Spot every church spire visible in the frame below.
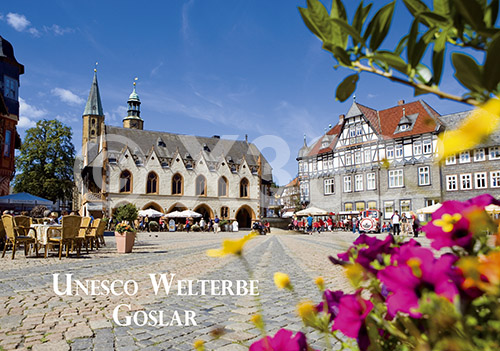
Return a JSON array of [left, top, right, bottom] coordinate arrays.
[[123, 77, 144, 130], [83, 67, 104, 116]]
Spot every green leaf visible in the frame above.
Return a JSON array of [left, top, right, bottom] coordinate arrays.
[[299, 7, 324, 40], [432, 30, 447, 85], [483, 32, 500, 91], [336, 74, 359, 102], [365, 1, 396, 51], [484, 0, 499, 28], [353, 1, 373, 34], [373, 51, 409, 75], [452, 53, 484, 93], [402, 0, 433, 26], [331, 19, 366, 47], [298, 0, 332, 41], [329, 0, 348, 48], [434, 0, 451, 16], [395, 35, 409, 56], [330, 0, 347, 20], [452, 0, 486, 30], [419, 12, 451, 26], [331, 46, 352, 66]]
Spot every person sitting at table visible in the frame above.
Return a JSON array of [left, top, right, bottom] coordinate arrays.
[[48, 212, 58, 224], [58, 211, 69, 224]]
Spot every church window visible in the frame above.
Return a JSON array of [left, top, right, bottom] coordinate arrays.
[[240, 178, 249, 198], [146, 172, 158, 194], [218, 176, 228, 197], [119, 170, 132, 193], [196, 175, 207, 196], [172, 174, 183, 195]]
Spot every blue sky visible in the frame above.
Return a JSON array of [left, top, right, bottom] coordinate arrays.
[[2, 0, 475, 185]]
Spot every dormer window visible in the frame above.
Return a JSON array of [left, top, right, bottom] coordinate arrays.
[[158, 139, 166, 147], [321, 141, 329, 148], [4, 76, 18, 100], [399, 124, 409, 131]]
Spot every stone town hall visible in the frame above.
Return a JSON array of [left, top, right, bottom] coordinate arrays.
[[75, 71, 272, 227]]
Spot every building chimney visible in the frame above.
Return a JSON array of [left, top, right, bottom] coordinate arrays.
[[338, 114, 345, 124], [398, 100, 405, 105]]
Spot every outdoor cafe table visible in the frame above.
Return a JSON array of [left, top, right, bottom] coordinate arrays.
[[30, 223, 61, 245]]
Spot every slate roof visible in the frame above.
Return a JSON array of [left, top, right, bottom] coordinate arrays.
[[438, 110, 500, 147], [83, 72, 104, 116], [0, 36, 24, 74], [100, 126, 272, 181]]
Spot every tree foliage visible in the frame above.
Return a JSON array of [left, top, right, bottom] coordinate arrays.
[[299, 0, 500, 106], [114, 203, 139, 225], [13, 119, 76, 203]]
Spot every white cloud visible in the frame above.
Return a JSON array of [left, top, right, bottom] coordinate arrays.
[[5, 12, 40, 37], [105, 106, 128, 123], [18, 97, 46, 128], [6, 13, 30, 31], [18, 116, 36, 128], [181, 0, 195, 41], [43, 24, 73, 36], [51, 88, 85, 105]]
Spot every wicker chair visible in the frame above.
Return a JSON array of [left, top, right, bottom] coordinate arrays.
[[1, 214, 38, 259], [47, 215, 81, 259], [95, 219, 106, 247], [86, 219, 102, 250], [77, 217, 92, 254]]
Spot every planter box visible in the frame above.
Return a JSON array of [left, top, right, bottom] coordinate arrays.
[[114, 231, 135, 253]]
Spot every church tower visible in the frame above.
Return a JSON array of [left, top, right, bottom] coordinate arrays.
[[82, 69, 105, 148], [123, 79, 143, 130]]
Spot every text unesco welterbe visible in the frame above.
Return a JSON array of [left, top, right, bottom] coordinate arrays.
[[52, 273, 259, 326]]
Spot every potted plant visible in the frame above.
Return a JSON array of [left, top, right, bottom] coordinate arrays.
[[113, 204, 139, 253], [114, 223, 136, 253]]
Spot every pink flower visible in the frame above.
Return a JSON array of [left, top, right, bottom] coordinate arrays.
[[423, 194, 500, 250], [249, 329, 310, 351], [316, 290, 345, 321], [334, 234, 394, 273], [333, 294, 373, 349], [378, 245, 458, 318]]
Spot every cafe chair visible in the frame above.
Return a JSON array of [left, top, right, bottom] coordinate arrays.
[[86, 219, 102, 250], [76, 217, 92, 254], [1, 214, 38, 259], [47, 215, 81, 259]]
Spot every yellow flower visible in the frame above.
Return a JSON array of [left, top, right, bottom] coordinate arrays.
[[274, 272, 291, 290], [437, 97, 500, 160], [433, 213, 462, 232], [297, 300, 317, 326], [193, 339, 205, 351], [315, 276, 325, 290], [250, 314, 264, 329], [206, 233, 256, 257], [407, 258, 422, 278], [345, 263, 364, 287]]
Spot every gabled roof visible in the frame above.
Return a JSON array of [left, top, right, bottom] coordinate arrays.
[[378, 100, 440, 138], [307, 123, 342, 157], [83, 71, 104, 116]]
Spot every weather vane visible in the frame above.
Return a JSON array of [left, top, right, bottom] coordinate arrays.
[[94, 62, 98, 72], [134, 77, 138, 87]]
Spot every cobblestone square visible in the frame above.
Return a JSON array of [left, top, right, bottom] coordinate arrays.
[[0, 230, 420, 350]]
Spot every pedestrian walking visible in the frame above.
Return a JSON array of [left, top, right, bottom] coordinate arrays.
[[213, 215, 220, 233], [391, 210, 401, 236]]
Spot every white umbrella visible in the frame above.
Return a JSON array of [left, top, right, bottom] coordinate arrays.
[[295, 206, 328, 216], [139, 208, 164, 217], [416, 203, 442, 214], [165, 211, 183, 218], [485, 204, 500, 214], [178, 210, 202, 218], [282, 211, 295, 218]]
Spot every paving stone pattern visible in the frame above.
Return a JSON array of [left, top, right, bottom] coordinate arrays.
[[0, 230, 421, 350]]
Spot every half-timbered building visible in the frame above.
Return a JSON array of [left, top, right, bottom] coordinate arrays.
[[298, 99, 444, 219]]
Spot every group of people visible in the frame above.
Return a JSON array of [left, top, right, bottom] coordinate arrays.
[[290, 210, 421, 237], [131, 214, 239, 233]]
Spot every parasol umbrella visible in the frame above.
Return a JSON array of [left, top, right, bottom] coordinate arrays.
[[165, 211, 183, 218], [295, 206, 328, 216], [178, 210, 202, 218], [138, 208, 164, 217]]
